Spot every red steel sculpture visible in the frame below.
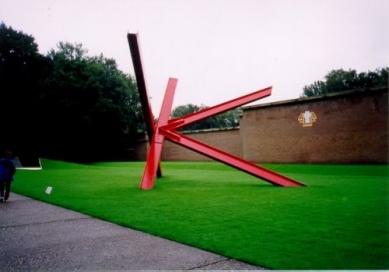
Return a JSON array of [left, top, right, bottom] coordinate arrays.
[[127, 33, 305, 190]]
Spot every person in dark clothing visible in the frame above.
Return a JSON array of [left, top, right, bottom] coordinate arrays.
[[0, 151, 16, 203]]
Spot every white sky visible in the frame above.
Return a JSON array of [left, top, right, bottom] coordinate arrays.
[[1, 0, 388, 114]]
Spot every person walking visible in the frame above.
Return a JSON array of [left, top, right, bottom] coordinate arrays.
[[0, 151, 16, 203]]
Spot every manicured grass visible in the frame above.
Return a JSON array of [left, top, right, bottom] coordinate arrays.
[[12, 159, 389, 270]]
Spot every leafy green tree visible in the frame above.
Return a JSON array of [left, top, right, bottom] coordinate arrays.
[[171, 104, 242, 131], [0, 22, 51, 157], [171, 104, 203, 119], [357, 68, 388, 88], [43, 42, 142, 161], [301, 68, 388, 97], [0, 23, 143, 162]]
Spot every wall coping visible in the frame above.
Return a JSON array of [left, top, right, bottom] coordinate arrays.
[[180, 126, 240, 134], [243, 87, 388, 110], [136, 126, 240, 141]]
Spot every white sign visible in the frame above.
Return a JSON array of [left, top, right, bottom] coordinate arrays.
[[45, 186, 53, 195]]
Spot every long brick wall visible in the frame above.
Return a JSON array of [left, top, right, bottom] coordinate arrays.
[[133, 88, 388, 164]]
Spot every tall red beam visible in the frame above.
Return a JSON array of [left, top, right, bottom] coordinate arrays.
[[140, 78, 178, 189], [127, 33, 162, 177]]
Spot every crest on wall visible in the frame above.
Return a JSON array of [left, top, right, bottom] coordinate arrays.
[[298, 111, 317, 127]]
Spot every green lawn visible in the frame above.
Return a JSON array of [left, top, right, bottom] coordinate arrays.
[[12, 159, 389, 270]]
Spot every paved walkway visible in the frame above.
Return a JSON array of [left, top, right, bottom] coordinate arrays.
[[0, 194, 267, 270]]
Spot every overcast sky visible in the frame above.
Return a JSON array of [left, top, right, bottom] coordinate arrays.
[[1, 0, 388, 114]]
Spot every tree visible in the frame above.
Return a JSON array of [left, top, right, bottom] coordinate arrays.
[[171, 104, 242, 131], [301, 68, 388, 98], [43, 42, 142, 161], [0, 23, 143, 162], [0, 22, 52, 157]]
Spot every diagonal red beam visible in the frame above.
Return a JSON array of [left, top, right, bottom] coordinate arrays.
[[159, 128, 305, 187], [165, 87, 272, 130], [127, 33, 163, 177], [140, 78, 178, 189]]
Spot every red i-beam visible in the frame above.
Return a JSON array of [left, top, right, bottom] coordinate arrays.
[[127, 33, 305, 190], [127, 33, 162, 178]]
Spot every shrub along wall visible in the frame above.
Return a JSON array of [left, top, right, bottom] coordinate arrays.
[[133, 88, 388, 164]]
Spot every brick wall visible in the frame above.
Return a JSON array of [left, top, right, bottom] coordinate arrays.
[[133, 88, 388, 164], [132, 138, 148, 161], [241, 88, 388, 163]]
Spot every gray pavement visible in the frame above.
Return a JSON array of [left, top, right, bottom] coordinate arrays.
[[0, 194, 267, 270]]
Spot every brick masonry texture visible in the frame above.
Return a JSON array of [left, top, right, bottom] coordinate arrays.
[[134, 88, 388, 164], [161, 128, 242, 161]]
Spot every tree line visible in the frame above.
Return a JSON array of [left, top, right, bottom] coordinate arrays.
[[171, 104, 242, 131], [301, 68, 388, 97], [0, 23, 143, 162]]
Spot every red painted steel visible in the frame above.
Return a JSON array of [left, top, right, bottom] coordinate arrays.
[[140, 78, 178, 189], [127, 33, 162, 177], [128, 33, 305, 189], [140, 80, 305, 189]]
